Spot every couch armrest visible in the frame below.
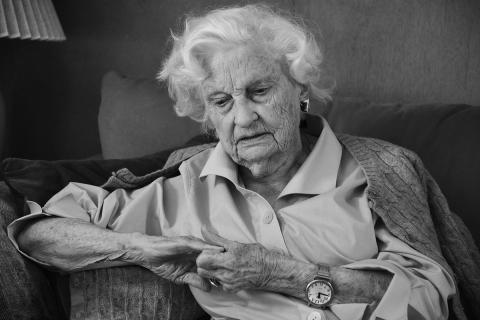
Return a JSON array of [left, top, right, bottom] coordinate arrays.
[[0, 181, 62, 319], [0, 182, 209, 320]]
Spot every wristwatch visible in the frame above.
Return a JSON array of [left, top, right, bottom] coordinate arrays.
[[305, 263, 334, 308]]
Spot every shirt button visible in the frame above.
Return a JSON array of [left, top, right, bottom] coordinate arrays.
[[262, 211, 274, 224], [74, 278, 80, 286], [75, 312, 82, 318], [307, 311, 322, 320]]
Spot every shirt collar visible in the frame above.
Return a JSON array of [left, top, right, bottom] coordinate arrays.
[[278, 116, 342, 197], [199, 141, 241, 185], [199, 114, 342, 196]]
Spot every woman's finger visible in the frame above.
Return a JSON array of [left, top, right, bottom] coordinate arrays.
[[197, 267, 217, 278], [180, 271, 212, 292], [196, 249, 227, 269], [174, 237, 224, 253], [197, 267, 228, 283], [201, 225, 232, 249]]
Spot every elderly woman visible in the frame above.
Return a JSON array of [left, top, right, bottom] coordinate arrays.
[[10, 4, 455, 320]]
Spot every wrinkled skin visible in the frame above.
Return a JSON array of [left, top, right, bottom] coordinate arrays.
[[197, 227, 392, 305], [197, 225, 285, 293], [202, 43, 308, 179], [126, 233, 224, 292]]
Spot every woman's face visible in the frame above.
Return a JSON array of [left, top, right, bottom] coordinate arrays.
[[201, 44, 305, 177]]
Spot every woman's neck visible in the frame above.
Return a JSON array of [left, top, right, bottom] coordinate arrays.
[[240, 134, 312, 206]]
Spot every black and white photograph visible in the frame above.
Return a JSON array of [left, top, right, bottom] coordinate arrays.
[[0, 1, 479, 319]]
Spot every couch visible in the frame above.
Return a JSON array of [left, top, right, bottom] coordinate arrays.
[[1, 70, 479, 319]]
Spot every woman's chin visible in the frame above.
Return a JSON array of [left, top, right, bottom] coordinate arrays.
[[236, 144, 274, 163], [235, 148, 282, 176]]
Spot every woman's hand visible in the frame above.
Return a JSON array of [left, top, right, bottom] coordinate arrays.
[[125, 233, 224, 292], [196, 226, 392, 304], [196, 225, 292, 293]]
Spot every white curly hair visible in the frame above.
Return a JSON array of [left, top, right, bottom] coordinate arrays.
[[158, 4, 331, 129]]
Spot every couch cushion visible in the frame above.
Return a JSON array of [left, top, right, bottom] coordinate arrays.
[[314, 97, 480, 248], [98, 71, 202, 159], [0, 148, 180, 207]]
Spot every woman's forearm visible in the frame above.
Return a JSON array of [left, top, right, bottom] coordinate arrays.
[[264, 255, 392, 305], [17, 217, 133, 271], [17, 217, 223, 291], [329, 266, 392, 304]]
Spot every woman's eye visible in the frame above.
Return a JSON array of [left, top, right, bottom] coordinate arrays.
[[213, 98, 230, 108], [252, 87, 270, 96]]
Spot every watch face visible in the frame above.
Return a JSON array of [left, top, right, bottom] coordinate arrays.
[[306, 280, 333, 306]]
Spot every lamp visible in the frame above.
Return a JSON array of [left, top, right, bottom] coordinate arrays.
[[0, 0, 66, 41], [0, 0, 65, 159]]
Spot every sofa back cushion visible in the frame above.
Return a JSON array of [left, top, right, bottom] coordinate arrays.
[[0, 147, 181, 206], [312, 98, 480, 247], [98, 71, 202, 159]]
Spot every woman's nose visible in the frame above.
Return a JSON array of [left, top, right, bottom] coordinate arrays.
[[233, 100, 258, 127]]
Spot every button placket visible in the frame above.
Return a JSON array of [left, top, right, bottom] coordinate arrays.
[[256, 202, 288, 254], [237, 186, 289, 254]]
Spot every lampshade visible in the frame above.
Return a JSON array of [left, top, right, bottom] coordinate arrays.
[[0, 0, 65, 41]]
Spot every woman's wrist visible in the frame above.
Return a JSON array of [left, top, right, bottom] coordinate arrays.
[[120, 232, 157, 266], [262, 252, 318, 301]]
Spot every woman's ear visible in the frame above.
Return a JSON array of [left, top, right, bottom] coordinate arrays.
[[299, 84, 310, 112], [299, 83, 309, 100]]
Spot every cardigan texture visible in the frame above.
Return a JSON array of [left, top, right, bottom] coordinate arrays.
[[102, 135, 480, 320]]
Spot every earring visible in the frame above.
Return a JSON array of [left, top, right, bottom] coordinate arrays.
[[300, 98, 309, 112]]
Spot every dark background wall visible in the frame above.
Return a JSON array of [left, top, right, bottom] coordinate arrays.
[[0, 0, 479, 161], [0, 0, 293, 161], [296, 0, 480, 104]]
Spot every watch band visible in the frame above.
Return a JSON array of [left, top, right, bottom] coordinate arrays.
[[314, 263, 331, 281]]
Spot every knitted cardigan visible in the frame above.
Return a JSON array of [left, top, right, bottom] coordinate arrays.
[[102, 135, 480, 320]]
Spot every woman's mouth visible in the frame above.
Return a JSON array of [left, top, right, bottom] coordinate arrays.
[[238, 133, 268, 143]]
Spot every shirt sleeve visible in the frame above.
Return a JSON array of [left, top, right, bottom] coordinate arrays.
[[7, 175, 188, 271], [7, 182, 112, 269], [338, 216, 456, 320]]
